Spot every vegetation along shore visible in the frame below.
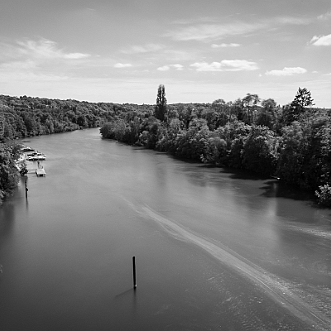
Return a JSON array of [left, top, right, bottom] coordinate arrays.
[[1, 86, 331, 206]]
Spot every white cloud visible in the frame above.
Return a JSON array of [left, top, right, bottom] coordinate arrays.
[[222, 60, 258, 71], [114, 63, 132, 68], [310, 34, 331, 46], [166, 16, 311, 42], [16, 39, 91, 60], [191, 60, 258, 72], [121, 44, 164, 54], [211, 43, 240, 48], [64, 53, 90, 59], [0, 39, 91, 86], [265, 67, 307, 76], [157, 64, 183, 71], [317, 11, 331, 21], [275, 16, 312, 25], [167, 22, 263, 42], [172, 64, 184, 70], [157, 65, 170, 71]]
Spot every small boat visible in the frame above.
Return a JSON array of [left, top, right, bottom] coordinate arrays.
[[21, 146, 34, 152], [27, 152, 46, 161], [36, 166, 46, 177]]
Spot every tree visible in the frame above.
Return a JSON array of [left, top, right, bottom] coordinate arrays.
[[0, 106, 4, 139], [276, 122, 308, 186], [242, 93, 260, 124], [154, 85, 167, 122], [293, 87, 314, 109], [256, 98, 277, 128], [0, 143, 20, 202], [283, 88, 314, 125], [242, 126, 278, 175]]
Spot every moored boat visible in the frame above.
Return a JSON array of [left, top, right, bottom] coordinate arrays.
[[26, 152, 46, 161]]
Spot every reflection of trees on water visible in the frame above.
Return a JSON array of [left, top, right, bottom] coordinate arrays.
[[0, 202, 15, 268], [0, 203, 15, 234], [0, 178, 27, 255]]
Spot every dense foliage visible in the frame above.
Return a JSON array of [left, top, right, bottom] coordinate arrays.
[[0, 143, 21, 202], [0, 94, 151, 139], [1, 87, 331, 206]]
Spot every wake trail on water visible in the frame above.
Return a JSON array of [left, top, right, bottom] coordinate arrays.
[[122, 197, 330, 331]]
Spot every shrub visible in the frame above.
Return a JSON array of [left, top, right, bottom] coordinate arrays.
[[315, 184, 331, 207]]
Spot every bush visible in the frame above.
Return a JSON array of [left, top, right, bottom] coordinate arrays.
[[315, 184, 331, 207]]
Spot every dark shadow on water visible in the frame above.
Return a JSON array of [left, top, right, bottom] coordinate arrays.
[[0, 204, 15, 236], [111, 141, 329, 211], [259, 179, 317, 202], [221, 168, 271, 181], [153, 151, 203, 164]]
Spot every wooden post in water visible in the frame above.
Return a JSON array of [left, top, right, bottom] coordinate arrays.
[[25, 177, 28, 199], [132, 256, 137, 289]]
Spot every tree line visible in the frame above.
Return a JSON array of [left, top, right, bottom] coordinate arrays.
[[100, 85, 331, 206], [1, 88, 331, 206]]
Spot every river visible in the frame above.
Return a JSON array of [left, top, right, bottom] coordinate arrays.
[[0, 128, 330, 331]]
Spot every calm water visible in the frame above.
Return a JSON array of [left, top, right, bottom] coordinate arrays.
[[0, 128, 330, 331]]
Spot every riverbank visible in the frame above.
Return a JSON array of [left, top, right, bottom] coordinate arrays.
[[0, 142, 21, 203]]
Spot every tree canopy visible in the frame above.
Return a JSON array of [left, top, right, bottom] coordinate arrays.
[[154, 85, 167, 122]]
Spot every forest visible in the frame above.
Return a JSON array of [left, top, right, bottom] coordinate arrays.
[[1, 87, 331, 206]]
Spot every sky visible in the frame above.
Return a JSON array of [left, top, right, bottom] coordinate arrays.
[[1, 0, 331, 107]]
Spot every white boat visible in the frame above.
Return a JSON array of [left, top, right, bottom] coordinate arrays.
[[21, 146, 34, 152], [36, 166, 46, 177], [27, 152, 46, 161]]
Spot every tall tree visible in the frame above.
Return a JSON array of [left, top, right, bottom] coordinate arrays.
[[0, 106, 4, 139], [293, 87, 314, 109], [242, 93, 260, 124], [154, 84, 167, 122], [283, 87, 314, 125]]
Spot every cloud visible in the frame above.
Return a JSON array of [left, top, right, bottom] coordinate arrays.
[[191, 60, 258, 72], [265, 67, 307, 76], [275, 16, 312, 25], [166, 16, 311, 42], [157, 65, 170, 71], [121, 44, 164, 54], [211, 43, 240, 48], [167, 22, 263, 42], [64, 53, 90, 59], [157, 64, 184, 71], [172, 64, 184, 70], [114, 63, 132, 68], [310, 34, 331, 46], [0, 38, 91, 86], [16, 38, 91, 60], [172, 17, 219, 25], [317, 11, 331, 21], [0, 59, 68, 82]]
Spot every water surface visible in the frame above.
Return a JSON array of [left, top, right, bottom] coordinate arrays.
[[0, 128, 330, 330]]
